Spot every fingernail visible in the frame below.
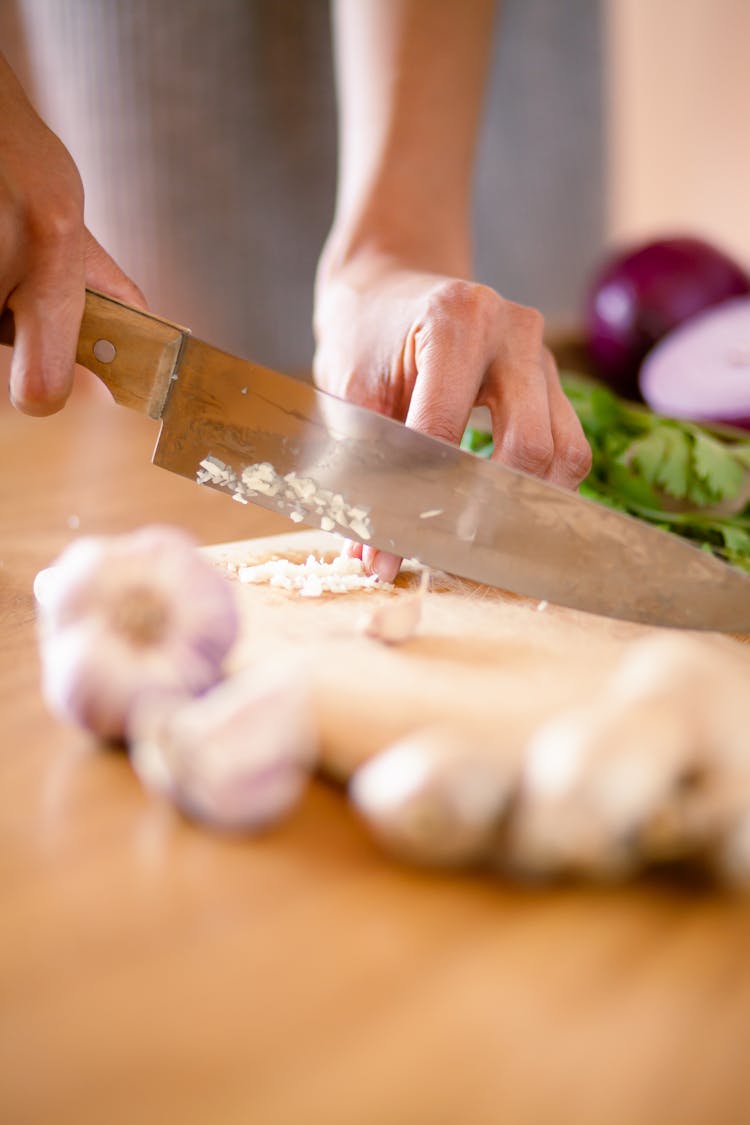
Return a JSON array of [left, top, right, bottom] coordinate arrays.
[[371, 551, 401, 584]]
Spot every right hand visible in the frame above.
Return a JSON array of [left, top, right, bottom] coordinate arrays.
[[0, 53, 146, 415]]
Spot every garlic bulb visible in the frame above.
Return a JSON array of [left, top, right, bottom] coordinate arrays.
[[508, 696, 700, 880], [35, 525, 239, 742], [129, 662, 318, 832], [349, 726, 512, 867], [508, 633, 750, 883]]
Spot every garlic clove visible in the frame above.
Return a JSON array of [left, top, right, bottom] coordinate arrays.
[[359, 568, 429, 645], [608, 633, 750, 771], [32, 565, 66, 610], [129, 662, 318, 832], [35, 525, 240, 742], [349, 726, 512, 868]]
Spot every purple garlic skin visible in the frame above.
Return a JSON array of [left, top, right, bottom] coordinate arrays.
[[35, 525, 239, 741], [130, 662, 318, 832]]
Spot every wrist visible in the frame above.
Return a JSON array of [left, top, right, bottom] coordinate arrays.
[[318, 192, 473, 290]]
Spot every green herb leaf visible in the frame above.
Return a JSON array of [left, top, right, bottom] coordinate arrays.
[[461, 371, 750, 575], [719, 523, 750, 555], [460, 427, 493, 457], [654, 427, 692, 499], [608, 459, 664, 509], [691, 431, 745, 502], [628, 429, 670, 486]]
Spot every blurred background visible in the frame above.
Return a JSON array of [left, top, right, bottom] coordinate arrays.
[[0, 0, 747, 373]]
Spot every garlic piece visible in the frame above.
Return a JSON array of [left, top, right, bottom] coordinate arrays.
[[349, 726, 512, 867], [360, 569, 429, 645], [130, 662, 317, 832], [33, 565, 65, 609], [608, 633, 750, 768], [508, 696, 699, 880], [237, 553, 387, 596], [508, 633, 750, 883], [35, 525, 239, 742]]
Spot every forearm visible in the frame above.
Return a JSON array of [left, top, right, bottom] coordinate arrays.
[[324, 0, 497, 279]]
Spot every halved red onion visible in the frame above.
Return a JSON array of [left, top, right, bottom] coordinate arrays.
[[584, 237, 750, 400], [639, 296, 750, 429]]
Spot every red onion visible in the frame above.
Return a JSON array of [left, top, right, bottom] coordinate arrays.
[[639, 296, 750, 429], [584, 236, 750, 399]]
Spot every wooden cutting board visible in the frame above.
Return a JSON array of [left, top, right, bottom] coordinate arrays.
[[205, 530, 750, 783]]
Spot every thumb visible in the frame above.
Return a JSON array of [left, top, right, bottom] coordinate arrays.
[[84, 229, 148, 310]]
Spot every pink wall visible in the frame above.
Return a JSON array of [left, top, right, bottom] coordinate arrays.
[[605, 0, 750, 266]]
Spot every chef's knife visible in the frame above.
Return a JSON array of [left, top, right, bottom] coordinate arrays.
[[3, 289, 750, 631]]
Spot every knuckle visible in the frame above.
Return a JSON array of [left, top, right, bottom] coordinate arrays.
[[500, 426, 555, 475], [427, 279, 500, 337], [559, 435, 593, 483], [45, 200, 82, 244], [510, 303, 545, 346], [26, 192, 83, 250], [409, 408, 459, 445]]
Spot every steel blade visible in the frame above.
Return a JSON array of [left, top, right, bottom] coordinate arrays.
[[152, 337, 750, 631]]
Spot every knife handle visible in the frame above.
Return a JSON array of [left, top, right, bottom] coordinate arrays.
[[0, 288, 188, 419]]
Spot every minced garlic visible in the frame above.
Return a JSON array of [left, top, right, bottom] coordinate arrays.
[[197, 456, 374, 540], [236, 553, 391, 598]]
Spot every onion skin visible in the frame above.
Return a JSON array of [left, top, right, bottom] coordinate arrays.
[[584, 236, 750, 400]]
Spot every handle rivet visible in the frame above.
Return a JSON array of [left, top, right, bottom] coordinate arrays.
[[93, 338, 116, 363]]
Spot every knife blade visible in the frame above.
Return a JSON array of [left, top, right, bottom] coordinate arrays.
[[5, 289, 750, 631]]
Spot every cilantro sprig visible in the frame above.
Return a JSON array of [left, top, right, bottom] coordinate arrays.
[[460, 372, 750, 573]]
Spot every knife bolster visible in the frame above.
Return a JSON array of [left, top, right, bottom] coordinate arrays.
[[77, 290, 188, 419]]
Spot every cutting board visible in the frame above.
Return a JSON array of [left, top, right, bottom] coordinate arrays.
[[205, 530, 750, 783]]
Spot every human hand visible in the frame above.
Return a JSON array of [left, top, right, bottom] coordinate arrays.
[[313, 253, 593, 582], [0, 54, 145, 415]]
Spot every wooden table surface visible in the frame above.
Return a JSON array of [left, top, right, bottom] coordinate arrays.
[[2, 358, 750, 1125]]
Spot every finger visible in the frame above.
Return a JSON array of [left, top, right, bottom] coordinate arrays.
[[486, 368, 555, 479], [362, 545, 401, 584], [345, 538, 400, 585], [390, 284, 503, 581], [540, 349, 592, 490], [84, 230, 148, 309], [476, 302, 560, 478], [404, 281, 495, 445], [341, 539, 363, 560], [8, 274, 84, 415]]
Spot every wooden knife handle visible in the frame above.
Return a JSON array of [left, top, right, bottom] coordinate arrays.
[[0, 288, 189, 419]]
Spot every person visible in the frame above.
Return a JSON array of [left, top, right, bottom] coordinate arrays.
[[0, 0, 591, 581]]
